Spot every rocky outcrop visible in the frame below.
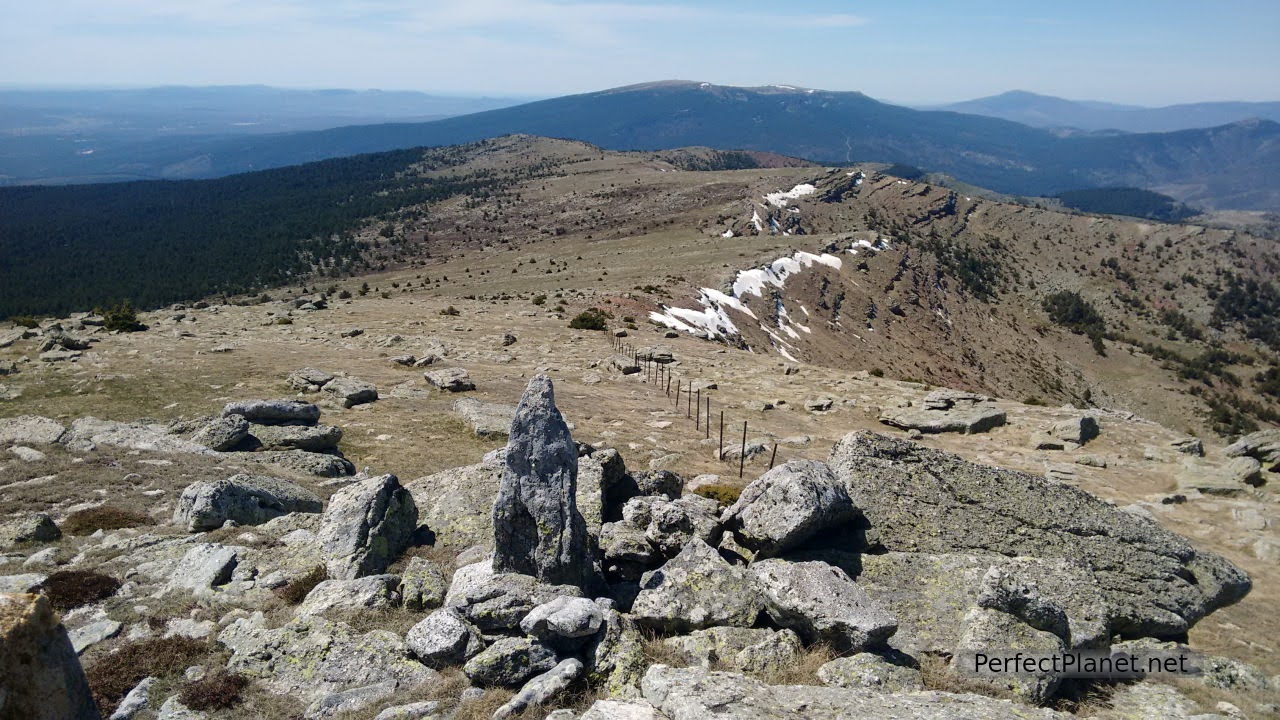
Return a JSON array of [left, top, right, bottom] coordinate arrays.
[[189, 415, 250, 451], [454, 398, 517, 438], [492, 375, 594, 587], [287, 368, 335, 393], [750, 559, 897, 652], [174, 474, 322, 531], [829, 431, 1250, 638], [630, 539, 761, 632], [323, 376, 378, 408], [249, 423, 343, 452], [0, 513, 61, 549], [0, 593, 100, 720], [664, 626, 803, 674], [879, 390, 1006, 434], [408, 456, 502, 549], [222, 399, 321, 425], [1225, 428, 1280, 472], [405, 608, 483, 668], [0, 415, 67, 445], [423, 367, 475, 392], [297, 575, 401, 616], [219, 613, 434, 703], [463, 636, 558, 688], [640, 665, 1069, 719], [319, 475, 418, 579], [258, 450, 356, 478], [67, 417, 214, 455], [722, 460, 855, 557]]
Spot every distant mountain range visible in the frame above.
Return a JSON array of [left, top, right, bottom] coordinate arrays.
[[932, 90, 1280, 134], [0, 85, 526, 183], [3, 82, 1278, 211]]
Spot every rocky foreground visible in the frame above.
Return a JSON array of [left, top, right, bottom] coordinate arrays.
[[0, 375, 1276, 719]]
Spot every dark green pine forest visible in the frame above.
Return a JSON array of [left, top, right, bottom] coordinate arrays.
[[0, 147, 502, 319]]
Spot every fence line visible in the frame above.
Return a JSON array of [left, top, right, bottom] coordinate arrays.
[[610, 334, 780, 479]]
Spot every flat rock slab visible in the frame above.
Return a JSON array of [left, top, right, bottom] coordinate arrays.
[[250, 423, 343, 452], [879, 406, 1006, 434], [829, 431, 1250, 638], [223, 399, 321, 425], [0, 415, 67, 445], [454, 398, 516, 438], [424, 367, 475, 392], [67, 417, 214, 455]]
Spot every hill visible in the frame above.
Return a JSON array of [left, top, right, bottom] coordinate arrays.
[[936, 90, 1280, 133]]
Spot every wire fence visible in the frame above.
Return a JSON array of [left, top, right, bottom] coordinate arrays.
[[609, 335, 780, 479]]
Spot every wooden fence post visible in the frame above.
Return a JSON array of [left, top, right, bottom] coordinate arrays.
[[769, 443, 778, 470], [739, 421, 748, 479]]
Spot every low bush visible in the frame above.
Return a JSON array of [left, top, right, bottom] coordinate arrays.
[[568, 308, 610, 331], [61, 506, 150, 535], [85, 636, 211, 716], [100, 301, 146, 333], [179, 669, 249, 711], [692, 483, 743, 507], [275, 565, 327, 605], [36, 570, 122, 612]]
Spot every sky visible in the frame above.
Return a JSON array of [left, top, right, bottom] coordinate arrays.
[[1, 0, 1277, 105]]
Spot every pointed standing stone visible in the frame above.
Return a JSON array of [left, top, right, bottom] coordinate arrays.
[[492, 375, 592, 587]]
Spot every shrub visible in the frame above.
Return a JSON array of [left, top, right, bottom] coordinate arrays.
[[440, 305, 461, 316], [9, 315, 39, 328], [531, 294, 547, 306], [337, 289, 352, 299], [869, 368, 885, 378], [179, 669, 249, 711], [36, 570, 122, 612], [101, 301, 146, 333], [568, 308, 610, 331], [692, 483, 743, 507], [61, 506, 150, 535], [85, 637, 210, 716], [275, 565, 327, 605], [275, 317, 293, 325], [1042, 290, 1107, 355]]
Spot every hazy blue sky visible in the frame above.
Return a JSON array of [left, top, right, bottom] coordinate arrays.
[[2, 0, 1276, 105]]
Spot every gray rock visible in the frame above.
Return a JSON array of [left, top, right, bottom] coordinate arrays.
[[323, 376, 378, 408], [306, 681, 399, 718], [751, 559, 896, 652], [399, 556, 448, 611], [0, 573, 47, 593], [250, 423, 343, 452], [257, 450, 356, 478], [620, 495, 720, 560], [599, 521, 657, 580], [219, 614, 434, 703], [167, 544, 244, 596], [223, 398, 321, 425], [1172, 437, 1205, 457], [156, 696, 206, 720], [9, 446, 46, 462], [67, 417, 214, 455], [584, 609, 647, 700], [372, 701, 442, 720], [879, 392, 1006, 434], [492, 375, 594, 587], [631, 470, 683, 499], [1224, 428, 1280, 471], [288, 368, 336, 393], [463, 636, 558, 688], [444, 558, 494, 607], [0, 512, 61, 548], [578, 447, 628, 538], [612, 356, 640, 374], [817, 653, 923, 691], [297, 575, 401, 616], [631, 539, 761, 632], [723, 460, 855, 558], [109, 676, 156, 719], [977, 566, 1069, 639], [408, 458, 502, 549], [69, 618, 122, 654], [640, 664, 1070, 719], [858, 553, 1110, 656], [520, 596, 605, 643], [828, 430, 1250, 638], [951, 606, 1066, 704], [190, 415, 250, 451], [455, 572, 584, 631], [39, 349, 81, 362], [1038, 416, 1100, 448], [319, 474, 418, 580], [453, 398, 517, 438], [494, 658, 584, 719], [406, 607, 483, 668], [175, 474, 323, 531], [0, 593, 100, 720], [0, 415, 67, 445], [580, 701, 662, 720], [664, 626, 803, 674], [424, 367, 475, 392]]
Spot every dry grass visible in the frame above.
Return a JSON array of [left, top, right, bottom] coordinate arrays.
[[690, 483, 744, 507], [61, 505, 151, 535], [274, 565, 327, 605], [449, 689, 517, 720], [338, 607, 426, 637], [179, 669, 250, 711], [918, 653, 1010, 700], [35, 569, 121, 612], [85, 636, 214, 717], [1167, 677, 1280, 717], [751, 642, 836, 686]]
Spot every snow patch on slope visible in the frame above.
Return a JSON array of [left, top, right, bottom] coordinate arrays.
[[763, 183, 817, 208]]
